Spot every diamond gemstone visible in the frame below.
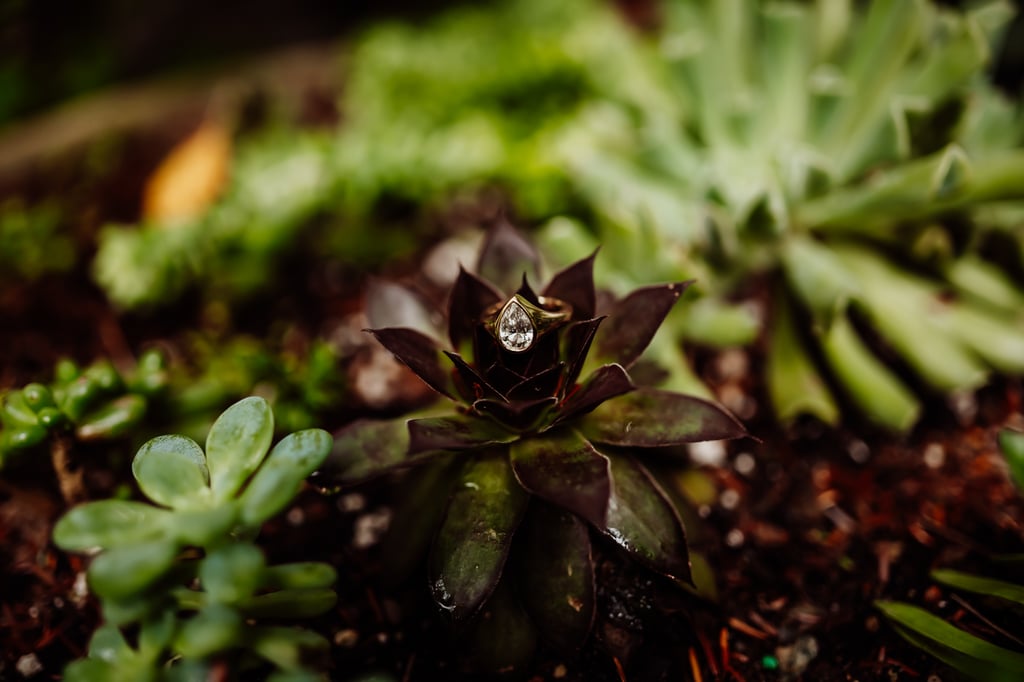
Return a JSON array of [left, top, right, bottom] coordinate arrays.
[[498, 300, 534, 352]]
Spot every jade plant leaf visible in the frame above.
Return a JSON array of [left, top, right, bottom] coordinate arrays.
[[517, 502, 595, 650], [601, 454, 692, 583], [510, 429, 611, 528], [174, 604, 243, 659], [54, 500, 172, 551], [239, 428, 333, 526], [324, 418, 411, 482], [429, 453, 529, 621], [132, 435, 210, 509], [199, 544, 265, 605], [87, 540, 180, 601], [205, 396, 275, 501], [592, 282, 692, 369], [368, 328, 457, 399], [579, 388, 747, 447]]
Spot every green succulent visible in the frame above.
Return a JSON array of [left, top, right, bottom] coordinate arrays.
[[0, 199, 75, 281], [53, 397, 336, 680], [0, 350, 168, 466], [324, 223, 746, 670]]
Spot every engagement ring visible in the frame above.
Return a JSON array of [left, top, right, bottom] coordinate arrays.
[[484, 294, 572, 353]]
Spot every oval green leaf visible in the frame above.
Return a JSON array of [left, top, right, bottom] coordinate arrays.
[[76, 395, 147, 441], [262, 562, 337, 590], [239, 428, 333, 527], [173, 603, 243, 659], [205, 397, 274, 501], [88, 540, 179, 601], [199, 544, 266, 605], [54, 500, 171, 551], [132, 435, 210, 509]]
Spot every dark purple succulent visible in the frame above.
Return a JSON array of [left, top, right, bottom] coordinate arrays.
[[326, 221, 747, 664]]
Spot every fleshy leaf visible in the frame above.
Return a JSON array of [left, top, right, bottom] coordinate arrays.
[[132, 435, 210, 509], [54, 500, 172, 551], [510, 429, 611, 528], [473, 396, 557, 432], [368, 327, 456, 399], [506, 363, 565, 401], [239, 428, 333, 526], [999, 429, 1024, 492], [448, 267, 503, 353], [76, 395, 147, 441], [477, 217, 541, 296], [200, 544, 266, 605], [174, 604, 243, 659], [562, 317, 605, 390], [466, 575, 537, 672], [249, 626, 329, 671], [262, 563, 337, 591], [578, 388, 746, 447], [601, 453, 692, 583], [517, 502, 595, 650], [592, 282, 692, 369], [557, 363, 635, 424], [240, 588, 338, 619], [429, 453, 528, 621], [444, 351, 505, 403], [322, 419, 411, 483], [88, 539, 179, 600], [407, 414, 517, 455], [205, 397, 275, 502], [543, 251, 598, 319]]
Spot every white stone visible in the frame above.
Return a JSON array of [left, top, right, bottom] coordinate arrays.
[[498, 300, 534, 352]]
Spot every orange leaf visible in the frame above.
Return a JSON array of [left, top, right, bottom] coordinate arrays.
[[143, 122, 231, 223]]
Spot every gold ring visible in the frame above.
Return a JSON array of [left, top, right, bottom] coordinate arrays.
[[484, 294, 573, 353]]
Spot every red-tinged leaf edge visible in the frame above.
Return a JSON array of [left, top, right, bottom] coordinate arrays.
[[594, 281, 693, 369], [556, 363, 635, 425], [368, 327, 456, 400]]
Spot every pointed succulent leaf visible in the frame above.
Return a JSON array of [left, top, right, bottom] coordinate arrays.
[[601, 453, 692, 583], [365, 278, 442, 341], [199, 544, 266, 605], [132, 435, 210, 509], [543, 251, 598, 319], [408, 414, 517, 455], [517, 502, 595, 651], [557, 363, 635, 424], [205, 397, 275, 502], [510, 429, 611, 528], [239, 428, 333, 526], [592, 282, 692, 369], [562, 317, 605, 389], [444, 351, 505, 403], [368, 327, 456, 399], [579, 388, 746, 447], [88, 539, 180, 600], [322, 418, 411, 483], [473, 396, 557, 432], [76, 394, 147, 441], [174, 603, 243, 659], [477, 217, 541, 296], [429, 453, 528, 621], [448, 267, 503, 352], [932, 569, 1024, 608], [54, 500, 172, 551], [768, 294, 841, 426]]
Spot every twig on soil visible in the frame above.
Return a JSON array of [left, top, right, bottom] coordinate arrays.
[[949, 593, 1024, 648], [50, 435, 85, 506]]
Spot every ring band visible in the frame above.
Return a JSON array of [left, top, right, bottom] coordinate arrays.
[[484, 294, 572, 353]]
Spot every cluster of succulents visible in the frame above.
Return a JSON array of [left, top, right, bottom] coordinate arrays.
[[0, 350, 168, 466], [325, 223, 746, 668], [53, 397, 336, 680]]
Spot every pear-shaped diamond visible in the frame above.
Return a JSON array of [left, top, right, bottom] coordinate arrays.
[[498, 299, 534, 352]]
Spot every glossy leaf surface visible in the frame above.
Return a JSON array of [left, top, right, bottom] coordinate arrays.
[[54, 500, 171, 551], [88, 540, 179, 600], [132, 435, 210, 509], [543, 251, 598, 319], [239, 428, 333, 525], [408, 414, 517, 454], [205, 397, 274, 501], [429, 454, 528, 621], [557, 363, 634, 423], [592, 282, 691, 369], [368, 327, 456, 399]]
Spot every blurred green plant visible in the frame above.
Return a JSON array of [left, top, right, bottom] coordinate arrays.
[[876, 428, 1024, 680], [0, 199, 75, 281], [53, 397, 336, 680], [0, 350, 168, 468], [324, 223, 746, 670]]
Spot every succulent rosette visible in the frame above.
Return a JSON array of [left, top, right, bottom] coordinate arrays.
[[326, 222, 747, 663]]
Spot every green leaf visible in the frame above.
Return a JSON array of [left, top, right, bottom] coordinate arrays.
[[767, 294, 840, 426], [821, 311, 920, 431], [517, 502, 595, 650], [249, 626, 329, 671], [171, 505, 238, 547], [509, 430, 610, 528], [877, 600, 1024, 680], [322, 418, 412, 483], [132, 435, 210, 509], [407, 414, 517, 455], [64, 659, 120, 682], [88, 540, 179, 601], [782, 236, 859, 326], [76, 395, 147, 441], [174, 604, 243, 659], [601, 453, 692, 584], [240, 588, 338, 619], [999, 430, 1024, 493], [88, 623, 132, 663], [205, 397, 275, 501], [54, 500, 171, 551], [932, 569, 1024, 608], [578, 388, 747, 447], [239, 428, 333, 526], [429, 453, 528, 621], [262, 562, 337, 591], [200, 544, 266, 605]]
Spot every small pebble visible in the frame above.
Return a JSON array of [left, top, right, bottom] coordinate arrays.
[[286, 507, 305, 526], [353, 508, 392, 549], [848, 439, 870, 464], [923, 443, 945, 469], [338, 492, 367, 513], [726, 529, 745, 548], [948, 389, 978, 424], [720, 489, 740, 511], [698, 504, 712, 519], [334, 629, 359, 647], [16, 654, 42, 677], [734, 452, 756, 476], [553, 663, 568, 679]]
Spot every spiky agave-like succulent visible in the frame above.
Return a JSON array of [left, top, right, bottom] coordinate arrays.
[[325, 222, 746, 664]]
